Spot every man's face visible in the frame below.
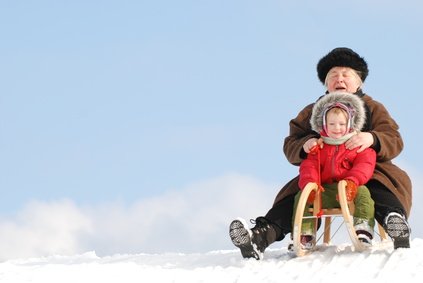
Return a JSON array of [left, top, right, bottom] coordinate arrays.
[[326, 67, 362, 93]]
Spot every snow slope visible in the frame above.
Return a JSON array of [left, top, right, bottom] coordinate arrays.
[[1, 239, 422, 283]]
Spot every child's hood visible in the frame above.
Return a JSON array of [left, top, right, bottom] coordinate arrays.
[[310, 91, 366, 134]]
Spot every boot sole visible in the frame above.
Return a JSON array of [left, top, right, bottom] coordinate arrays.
[[385, 213, 411, 249], [229, 219, 262, 260]]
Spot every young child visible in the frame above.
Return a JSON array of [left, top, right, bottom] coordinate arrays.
[[293, 91, 376, 249]]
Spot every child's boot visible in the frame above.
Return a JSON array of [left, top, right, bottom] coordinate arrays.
[[354, 218, 373, 246]]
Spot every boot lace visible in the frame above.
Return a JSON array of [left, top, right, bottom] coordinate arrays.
[[249, 217, 271, 252]]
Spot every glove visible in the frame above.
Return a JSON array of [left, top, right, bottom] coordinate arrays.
[[344, 180, 358, 202], [306, 185, 324, 204], [306, 190, 316, 204]]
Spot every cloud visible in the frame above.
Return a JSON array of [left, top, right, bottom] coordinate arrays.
[[0, 173, 277, 260], [83, 173, 278, 255], [0, 199, 91, 260], [1, 167, 420, 261]]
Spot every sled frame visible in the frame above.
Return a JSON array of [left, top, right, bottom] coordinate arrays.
[[292, 181, 387, 257]]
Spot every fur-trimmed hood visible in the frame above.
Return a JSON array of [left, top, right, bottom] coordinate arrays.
[[310, 92, 366, 134]]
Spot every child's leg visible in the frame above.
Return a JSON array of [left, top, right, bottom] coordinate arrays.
[[353, 186, 375, 229], [292, 191, 314, 234], [353, 186, 375, 244], [321, 183, 340, 209]]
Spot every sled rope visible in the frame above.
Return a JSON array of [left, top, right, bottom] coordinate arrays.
[[310, 145, 324, 218]]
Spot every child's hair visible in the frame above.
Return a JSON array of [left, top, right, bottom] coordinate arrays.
[[326, 107, 348, 122]]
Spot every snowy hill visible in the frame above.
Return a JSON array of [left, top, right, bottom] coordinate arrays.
[[1, 239, 422, 283]]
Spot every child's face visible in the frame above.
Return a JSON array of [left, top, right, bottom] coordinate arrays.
[[326, 110, 348, 139]]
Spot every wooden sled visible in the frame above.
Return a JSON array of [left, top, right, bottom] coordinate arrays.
[[292, 181, 387, 257]]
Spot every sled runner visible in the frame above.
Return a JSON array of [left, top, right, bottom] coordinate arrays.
[[292, 180, 387, 257]]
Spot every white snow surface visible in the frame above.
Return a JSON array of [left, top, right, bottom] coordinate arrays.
[[1, 239, 422, 283]]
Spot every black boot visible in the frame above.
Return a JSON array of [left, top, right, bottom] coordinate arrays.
[[229, 217, 278, 260], [384, 212, 411, 249]]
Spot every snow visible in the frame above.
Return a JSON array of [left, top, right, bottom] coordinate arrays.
[[1, 239, 422, 283]]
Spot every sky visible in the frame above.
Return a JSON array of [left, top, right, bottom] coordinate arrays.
[[1, 239, 422, 282], [0, 0, 423, 260]]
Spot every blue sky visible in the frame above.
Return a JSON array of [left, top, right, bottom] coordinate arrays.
[[0, 0, 422, 258]]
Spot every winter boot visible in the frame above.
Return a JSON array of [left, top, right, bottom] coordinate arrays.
[[384, 212, 411, 249], [354, 218, 373, 246], [287, 234, 315, 252], [300, 234, 315, 250], [229, 217, 277, 260]]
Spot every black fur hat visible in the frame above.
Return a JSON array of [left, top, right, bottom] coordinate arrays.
[[317, 48, 369, 84]]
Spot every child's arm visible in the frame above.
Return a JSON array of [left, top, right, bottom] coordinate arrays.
[[344, 148, 377, 185], [298, 153, 320, 189]]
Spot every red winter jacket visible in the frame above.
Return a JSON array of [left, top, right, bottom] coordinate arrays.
[[298, 142, 376, 190]]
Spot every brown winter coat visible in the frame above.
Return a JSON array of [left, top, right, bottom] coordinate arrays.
[[273, 93, 412, 217]]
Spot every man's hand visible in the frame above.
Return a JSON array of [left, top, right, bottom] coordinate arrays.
[[345, 132, 374, 153], [303, 138, 323, 153]]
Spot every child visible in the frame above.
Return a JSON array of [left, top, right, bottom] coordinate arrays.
[[293, 91, 376, 249]]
